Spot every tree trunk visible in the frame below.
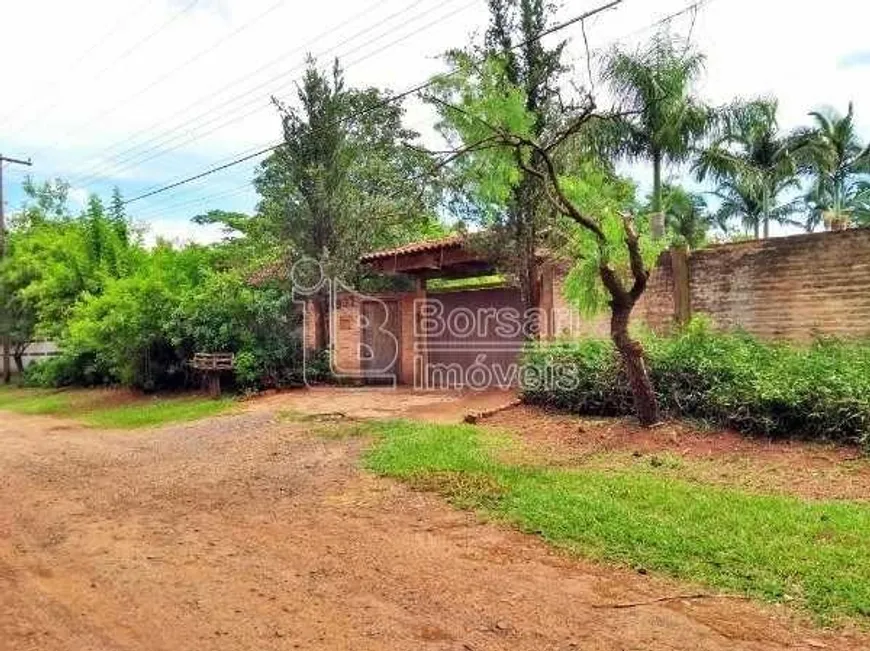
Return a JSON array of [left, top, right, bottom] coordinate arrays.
[[2, 336, 10, 384], [763, 217, 769, 239], [651, 151, 662, 214], [13, 353, 24, 375], [511, 174, 542, 341], [610, 302, 659, 426]]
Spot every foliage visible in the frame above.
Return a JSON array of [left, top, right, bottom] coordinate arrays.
[[793, 103, 870, 230], [696, 98, 802, 238], [521, 318, 870, 448], [430, 0, 566, 316], [646, 183, 711, 247], [599, 32, 713, 214], [365, 419, 870, 624], [254, 56, 441, 286], [31, 245, 307, 391], [431, 55, 536, 214], [0, 183, 138, 369], [559, 161, 663, 316]]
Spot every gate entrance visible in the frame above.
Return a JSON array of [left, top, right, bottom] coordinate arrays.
[[360, 300, 400, 383], [425, 287, 525, 389]]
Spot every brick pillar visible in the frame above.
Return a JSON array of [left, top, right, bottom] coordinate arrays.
[[332, 294, 362, 380], [402, 277, 427, 388], [671, 246, 692, 326], [538, 261, 556, 340]]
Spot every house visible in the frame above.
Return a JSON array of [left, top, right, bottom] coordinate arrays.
[[301, 227, 870, 388], [302, 235, 611, 388]]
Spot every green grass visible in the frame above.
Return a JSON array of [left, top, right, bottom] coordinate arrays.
[[81, 397, 234, 429], [365, 420, 870, 625], [0, 386, 71, 415], [0, 386, 234, 429]]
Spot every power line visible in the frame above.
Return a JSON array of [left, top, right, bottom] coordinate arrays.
[[12, 0, 202, 136], [123, 0, 625, 206], [72, 0, 465, 191], [128, 0, 710, 218], [0, 0, 153, 129], [109, 0, 478, 198], [133, 182, 255, 221], [127, 111, 440, 218], [66, 0, 423, 187], [31, 0, 289, 162]]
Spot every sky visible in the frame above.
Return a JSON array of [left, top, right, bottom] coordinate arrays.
[[1, 0, 868, 244]]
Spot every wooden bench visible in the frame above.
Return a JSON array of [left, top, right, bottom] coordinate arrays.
[[190, 353, 235, 397]]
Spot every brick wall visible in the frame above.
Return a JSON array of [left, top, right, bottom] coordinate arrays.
[[637, 250, 678, 333], [315, 229, 870, 385], [687, 229, 870, 340], [549, 229, 870, 342]]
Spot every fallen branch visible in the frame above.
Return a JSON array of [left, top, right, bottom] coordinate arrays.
[[592, 593, 750, 609], [464, 399, 522, 424]]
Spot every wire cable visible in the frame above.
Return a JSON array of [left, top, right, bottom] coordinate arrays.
[[106, 0, 478, 197], [13, 0, 202, 136], [66, 0, 423, 187], [128, 0, 711, 218], [31, 0, 289, 163], [122, 0, 624, 206], [0, 0, 153, 128]]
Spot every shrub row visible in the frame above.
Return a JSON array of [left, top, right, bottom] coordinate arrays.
[[23, 269, 323, 392], [521, 319, 870, 448]]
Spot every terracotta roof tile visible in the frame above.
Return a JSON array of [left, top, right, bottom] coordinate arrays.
[[360, 235, 463, 262]]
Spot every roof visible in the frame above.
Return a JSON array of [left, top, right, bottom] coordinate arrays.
[[247, 260, 286, 286], [360, 235, 464, 262]]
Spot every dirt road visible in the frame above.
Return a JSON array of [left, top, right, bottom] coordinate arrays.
[[0, 389, 865, 650]]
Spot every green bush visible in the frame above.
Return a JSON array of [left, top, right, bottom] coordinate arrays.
[[521, 318, 870, 448], [26, 248, 308, 392]]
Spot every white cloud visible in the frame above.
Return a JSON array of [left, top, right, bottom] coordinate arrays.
[[1, 0, 868, 241], [68, 187, 90, 209], [139, 217, 225, 247]]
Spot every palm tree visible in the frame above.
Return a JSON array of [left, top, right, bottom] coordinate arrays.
[[695, 98, 801, 238], [794, 103, 870, 231], [600, 33, 713, 227], [710, 174, 801, 238], [649, 183, 711, 248]]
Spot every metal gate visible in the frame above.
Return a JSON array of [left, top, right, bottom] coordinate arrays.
[[425, 287, 525, 389], [360, 300, 401, 383]]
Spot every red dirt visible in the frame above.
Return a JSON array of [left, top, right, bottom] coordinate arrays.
[[484, 405, 870, 501], [1, 390, 868, 650], [247, 385, 519, 423]]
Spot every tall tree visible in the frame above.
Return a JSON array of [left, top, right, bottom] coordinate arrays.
[[696, 98, 801, 238], [254, 56, 439, 347], [794, 103, 870, 231], [431, 52, 663, 424], [648, 183, 710, 248], [432, 0, 566, 336], [599, 33, 712, 228], [108, 186, 130, 242]]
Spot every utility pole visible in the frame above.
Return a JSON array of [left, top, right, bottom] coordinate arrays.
[[0, 153, 32, 383]]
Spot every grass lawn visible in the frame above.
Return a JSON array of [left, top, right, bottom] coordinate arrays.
[[365, 420, 870, 626], [0, 385, 234, 429]]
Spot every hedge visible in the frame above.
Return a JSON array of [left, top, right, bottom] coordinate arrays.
[[520, 318, 870, 448]]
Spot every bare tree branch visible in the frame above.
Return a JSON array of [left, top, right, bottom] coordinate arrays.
[[622, 215, 649, 300]]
